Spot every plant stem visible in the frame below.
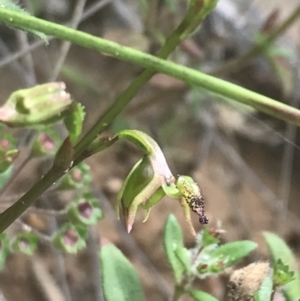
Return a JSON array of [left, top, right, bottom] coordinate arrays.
[[0, 8, 299, 129], [0, 4, 212, 231], [0, 167, 63, 232], [1, 4, 300, 232], [171, 285, 184, 301]]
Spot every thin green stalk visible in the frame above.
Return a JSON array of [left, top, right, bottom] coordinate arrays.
[[0, 7, 299, 129], [0, 167, 63, 232]]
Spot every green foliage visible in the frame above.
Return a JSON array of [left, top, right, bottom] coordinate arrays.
[[263, 232, 300, 301], [253, 270, 273, 301], [163, 214, 188, 282], [0, 0, 47, 42], [273, 259, 295, 287], [209, 240, 258, 268], [100, 244, 145, 301]]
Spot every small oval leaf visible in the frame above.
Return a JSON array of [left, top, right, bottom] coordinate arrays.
[[100, 244, 145, 301], [210, 240, 257, 268]]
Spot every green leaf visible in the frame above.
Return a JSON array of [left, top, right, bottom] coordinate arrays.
[[253, 269, 273, 301], [263, 232, 300, 301], [100, 244, 145, 301], [64, 102, 85, 145], [210, 240, 257, 268], [0, 232, 10, 270], [188, 289, 219, 301], [0, 0, 48, 42], [11, 232, 39, 255], [163, 214, 189, 282]]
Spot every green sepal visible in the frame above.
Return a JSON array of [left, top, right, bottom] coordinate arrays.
[[67, 193, 103, 226], [0, 232, 11, 270], [57, 162, 92, 190], [117, 129, 154, 155], [11, 232, 39, 255], [0, 127, 18, 173], [52, 223, 87, 253], [121, 157, 154, 209], [273, 259, 295, 287], [100, 244, 145, 301]]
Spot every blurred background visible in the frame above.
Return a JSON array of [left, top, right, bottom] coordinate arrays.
[[0, 0, 300, 300]]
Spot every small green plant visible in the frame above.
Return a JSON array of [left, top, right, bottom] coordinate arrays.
[[100, 215, 300, 301]]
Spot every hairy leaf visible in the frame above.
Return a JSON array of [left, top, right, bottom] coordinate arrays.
[[210, 240, 257, 268], [100, 244, 145, 301], [164, 214, 189, 282]]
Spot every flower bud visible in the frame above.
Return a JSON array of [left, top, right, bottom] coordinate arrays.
[[52, 223, 87, 253], [0, 82, 72, 127], [0, 131, 19, 173], [57, 162, 92, 190], [67, 193, 103, 226], [11, 232, 39, 255], [31, 130, 60, 157]]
